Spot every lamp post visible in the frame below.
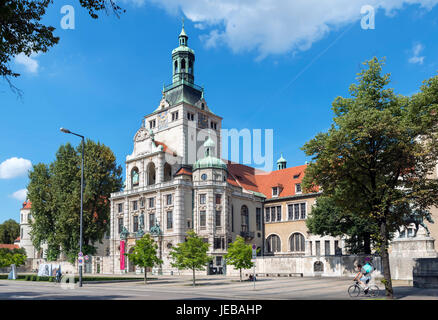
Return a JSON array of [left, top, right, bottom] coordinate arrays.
[[60, 127, 85, 287]]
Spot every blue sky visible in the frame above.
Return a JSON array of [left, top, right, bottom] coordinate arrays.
[[1, 0, 438, 223]]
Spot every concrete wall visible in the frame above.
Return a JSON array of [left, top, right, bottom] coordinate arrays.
[[226, 255, 383, 280]]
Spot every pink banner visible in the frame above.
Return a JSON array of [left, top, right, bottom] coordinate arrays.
[[120, 240, 125, 270]]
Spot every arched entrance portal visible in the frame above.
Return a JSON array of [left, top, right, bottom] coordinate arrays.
[[128, 247, 136, 273]]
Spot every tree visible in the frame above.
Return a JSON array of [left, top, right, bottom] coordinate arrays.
[[224, 236, 254, 282], [0, 248, 27, 268], [27, 139, 123, 262], [125, 234, 162, 284], [0, 219, 20, 244], [302, 57, 438, 298], [169, 230, 211, 287], [306, 197, 379, 254], [1, 0, 125, 94]]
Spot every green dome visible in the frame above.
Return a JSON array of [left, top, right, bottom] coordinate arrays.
[[193, 156, 227, 171]]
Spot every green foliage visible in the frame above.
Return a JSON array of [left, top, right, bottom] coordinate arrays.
[[0, 248, 27, 268], [306, 197, 379, 254], [302, 57, 438, 298], [125, 234, 162, 284], [0, 219, 20, 244], [1, 1, 125, 94], [169, 230, 211, 287], [225, 236, 254, 282], [27, 139, 123, 263]]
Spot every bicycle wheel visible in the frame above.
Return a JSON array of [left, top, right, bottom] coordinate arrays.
[[348, 284, 361, 297], [368, 285, 380, 297]]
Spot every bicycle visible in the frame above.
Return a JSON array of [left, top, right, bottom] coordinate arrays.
[[348, 280, 380, 298]]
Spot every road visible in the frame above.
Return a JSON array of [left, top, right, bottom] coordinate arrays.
[[1, 275, 437, 300]]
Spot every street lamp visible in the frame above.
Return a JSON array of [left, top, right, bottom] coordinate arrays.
[[60, 127, 85, 287]]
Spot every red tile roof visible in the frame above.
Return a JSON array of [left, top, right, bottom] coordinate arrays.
[[22, 201, 31, 209], [225, 162, 317, 199], [0, 244, 19, 250], [155, 140, 177, 156], [175, 167, 193, 176]]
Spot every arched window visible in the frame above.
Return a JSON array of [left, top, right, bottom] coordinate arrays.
[[266, 234, 281, 253], [188, 60, 193, 74], [147, 162, 156, 185], [131, 167, 139, 187], [181, 59, 186, 72], [164, 163, 172, 182], [241, 205, 249, 232], [289, 233, 305, 253], [174, 60, 178, 73]]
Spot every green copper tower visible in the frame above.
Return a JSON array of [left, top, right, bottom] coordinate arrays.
[[172, 20, 195, 84]]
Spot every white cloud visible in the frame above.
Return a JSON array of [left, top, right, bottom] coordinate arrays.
[[14, 52, 40, 74], [0, 157, 32, 179], [409, 43, 425, 64], [10, 189, 28, 202], [123, 0, 438, 58]]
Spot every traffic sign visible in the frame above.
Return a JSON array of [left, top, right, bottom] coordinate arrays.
[[78, 252, 83, 257], [78, 257, 84, 265], [84, 255, 89, 261], [252, 244, 257, 259]]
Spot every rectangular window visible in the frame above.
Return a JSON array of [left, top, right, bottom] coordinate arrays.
[[288, 204, 293, 220], [216, 256, 223, 266], [133, 201, 138, 211], [309, 241, 313, 256], [325, 240, 330, 256], [149, 214, 155, 229], [149, 197, 155, 208], [277, 206, 282, 221], [199, 194, 206, 204], [265, 207, 271, 222], [187, 112, 195, 121], [215, 194, 222, 205], [118, 203, 123, 213], [118, 218, 124, 234], [294, 204, 300, 220], [172, 111, 179, 121], [316, 241, 321, 256], [149, 119, 156, 129], [133, 215, 139, 232], [214, 237, 224, 249], [300, 203, 306, 219], [256, 208, 262, 231], [271, 207, 276, 222], [211, 121, 217, 130], [295, 183, 302, 193], [215, 210, 221, 227], [167, 211, 173, 229], [200, 211, 206, 228], [166, 194, 173, 205]]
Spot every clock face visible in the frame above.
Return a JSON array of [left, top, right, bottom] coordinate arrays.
[[201, 173, 207, 181]]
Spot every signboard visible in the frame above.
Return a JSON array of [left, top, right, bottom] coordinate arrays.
[[78, 257, 84, 266], [252, 244, 257, 259]]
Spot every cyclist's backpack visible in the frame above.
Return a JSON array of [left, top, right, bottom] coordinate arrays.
[[363, 263, 373, 274]]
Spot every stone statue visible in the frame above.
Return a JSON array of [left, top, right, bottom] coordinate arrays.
[[139, 212, 145, 230], [120, 226, 129, 240], [399, 204, 434, 237], [150, 219, 162, 236]]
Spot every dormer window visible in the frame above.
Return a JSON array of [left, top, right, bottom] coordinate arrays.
[[272, 187, 279, 197], [293, 173, 300, 179], [295, 183, 302, 194]]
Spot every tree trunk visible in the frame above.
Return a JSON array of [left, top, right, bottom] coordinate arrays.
[[364, 232, 371, 254], [240, 268, 242, 282], [380, 220, 393, 298], [192, 267, 196, 287], [144, 270, 147, 285]]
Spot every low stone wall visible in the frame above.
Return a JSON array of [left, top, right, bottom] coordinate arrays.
[[413, 258, 438, 288], [226, 255, 383, 280]]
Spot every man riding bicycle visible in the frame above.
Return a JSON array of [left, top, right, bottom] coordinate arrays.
[[353, 258, 373, 294]]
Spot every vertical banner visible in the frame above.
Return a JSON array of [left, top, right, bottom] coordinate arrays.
[[120, 240, 125, 270]]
